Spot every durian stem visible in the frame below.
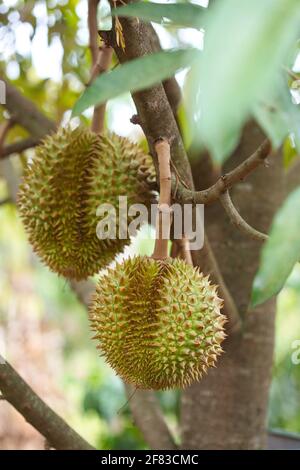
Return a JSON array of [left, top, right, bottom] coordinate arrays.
[[152, 139, 172, 260], [88, 0, 112, 134], [176, 236, 193, 265], [91, 47, 113, 133]]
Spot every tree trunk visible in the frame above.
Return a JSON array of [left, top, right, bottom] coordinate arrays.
[[181, 123, 284, 449]]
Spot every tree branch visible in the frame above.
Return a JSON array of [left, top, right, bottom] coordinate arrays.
[[125, 384, 176, 450], [220, 190, 268, 242], [0, 78, 56, 138], [0, 136, 41, 159], [0, 358, 95, 450], [88, 0, 113, 133], [177, 139, 272, 205]]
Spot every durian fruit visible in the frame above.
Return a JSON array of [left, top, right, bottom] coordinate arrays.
[[90, 256, 226, 390], [18, 127, 155, 280]]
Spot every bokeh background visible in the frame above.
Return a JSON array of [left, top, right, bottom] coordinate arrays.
[[0, 0, 300, 449]]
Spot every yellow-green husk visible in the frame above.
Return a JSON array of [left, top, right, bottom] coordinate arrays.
[[18, 127, 154, 280], [90, 256, 226, 390]]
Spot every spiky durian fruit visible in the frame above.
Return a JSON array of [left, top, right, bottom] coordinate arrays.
[[18, 127, 155, 280], [90, 256, 226, 390]]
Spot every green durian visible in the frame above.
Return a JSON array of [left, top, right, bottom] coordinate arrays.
[[18, 127, 155, 280], [90, 256, 226, 390]]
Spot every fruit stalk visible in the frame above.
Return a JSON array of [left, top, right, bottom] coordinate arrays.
[[152, 139, 172, 260], [88, 0, 112, 134]]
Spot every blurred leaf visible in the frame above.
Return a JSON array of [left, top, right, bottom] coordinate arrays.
[[189, 0, 300, 164], [283, 136, 298, 168], [112, 2, 205, 29], [252, 186, 300, 306], [253, 75, 300, 151], [73, 48, 200, 116], [83, 378, 125, 422]]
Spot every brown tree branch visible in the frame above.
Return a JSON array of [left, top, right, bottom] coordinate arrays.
[[177, 139, 272, 205], [0, 136, 41, 159], [125, 384, 176, 450], [219, 190, 268, 242], [0, 358, 95, 450], [88, 0, 113, 133], [0, 78, 56, 138], [88, 0, 101, 66]]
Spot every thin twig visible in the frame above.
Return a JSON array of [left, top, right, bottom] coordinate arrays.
[[0, 358, 95, 450], [220, 190, 268, 242], [88, 0, 113, 133], [152, 139, 172, 260], [177, 140, 272, 205], [0, 136, 41, 159], [282, 64, 299, 82], [88, 0, 100, 66]]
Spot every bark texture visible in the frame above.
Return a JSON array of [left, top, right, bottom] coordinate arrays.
[[181, 123, 284, 449]]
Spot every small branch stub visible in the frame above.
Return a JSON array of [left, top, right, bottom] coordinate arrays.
[[152, 139, 172, 260]]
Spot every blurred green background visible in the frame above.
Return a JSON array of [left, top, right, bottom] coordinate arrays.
[[0, 0, 300, 449]]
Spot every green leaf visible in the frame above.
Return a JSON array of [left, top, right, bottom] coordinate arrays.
[[72, 48, 199, 116], [253, 75, 300, 151], [112, 2, 205, 29], [283, 136, 298, 168], [187, 0, 300, 164], [252, 187, 300, 307]]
